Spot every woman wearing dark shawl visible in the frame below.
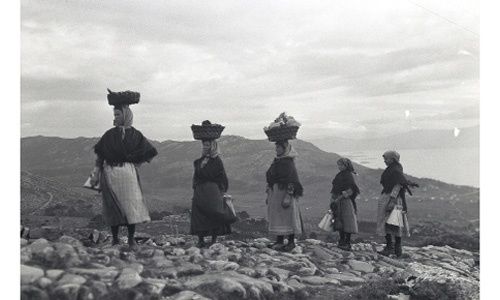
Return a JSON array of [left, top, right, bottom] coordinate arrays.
[[330, 158, 360, 251], [377, 150, 410, 257], [266, 140, 304, 252], [91, 104, 157, 249], [191, 129, 237, 248]]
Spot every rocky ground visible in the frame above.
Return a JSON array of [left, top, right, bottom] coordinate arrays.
[[20, 230, 480, 300]]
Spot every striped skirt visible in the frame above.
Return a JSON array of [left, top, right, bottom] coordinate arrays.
[[267, 184, 303, 235], [100, 162, 150, 226]]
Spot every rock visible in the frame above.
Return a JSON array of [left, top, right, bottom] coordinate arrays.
[[186, 247, 201, 256], [69, 267, 119, 282], [152, 257, 174, 268], [21, 238, 28, 247], [87, 280, 108, 298], [184, 271, 274, 299], [287, 278, 306, 290], [311, 246, 335, 260], [142, 278, 168, 294], [208, 260, 239, 271], [46, 269, 64, 280], [268, 267, 290, 281], [21, 264, 44, 284], [172, 248, 186, 256], [304, 239, 323, 245], [21, 285, 49, 300], [58, 235, 83, 248], [253, 238, 271, 244], [90, 229, 100, 244], [291, 246, 303, 254], [301, 276, 340, 285], [237, 267, 256, 277], [21, 247, 32, 264], [324, 273, 366, 285], [175, 262, 204, 277], [102, 247, 120, 257], [209, 243, 227, 254], [51, 283, 82, 300], [348, 260, 375, 273], [166, 290, 211, 300], [116, 268, 143, 289], [401, 262, 479, 300], [36, 277, 53, 289], [58, 273, 87, 285], [52, 242, 81, 268]]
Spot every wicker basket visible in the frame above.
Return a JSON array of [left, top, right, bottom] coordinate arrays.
[[191, 124, 225, 140], [107, 89, 140, 106], [264, 125, 299, 142]]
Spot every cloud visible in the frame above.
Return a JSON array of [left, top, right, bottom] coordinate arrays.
[[20, 0, 479, 140]]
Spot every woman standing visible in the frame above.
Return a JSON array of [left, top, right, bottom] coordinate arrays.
[[92, 94, 158, 249], [376, 150, 409, 257], [190, 121, 237, 248], [266, 140, 304, 252], [330, 158, 360, 251]]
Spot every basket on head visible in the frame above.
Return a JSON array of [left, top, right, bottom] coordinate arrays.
[[191, 120, 225, 140], [264, 125, 299, 142], [107, 88, 140, 106]]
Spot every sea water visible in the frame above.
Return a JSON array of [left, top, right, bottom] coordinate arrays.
[[338, 147, 479, 188]]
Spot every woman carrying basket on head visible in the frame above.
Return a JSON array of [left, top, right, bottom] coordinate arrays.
[[330, 157, 360, 251], [264, 113, 304, 252], [190, 120, 237, 248], [91, 89, 158, 249]]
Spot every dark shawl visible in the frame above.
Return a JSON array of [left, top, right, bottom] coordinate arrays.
[[330, 169, 360, 211], [266, 157, 303, 197], [380, 161, 409, 209], [193, 156, 228, 193], [94, 127, 158, 166]]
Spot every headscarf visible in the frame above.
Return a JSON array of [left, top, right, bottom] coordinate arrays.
[[201, 139, 220, 168], [114, 105, 134, 139], [383, 150, 400, 163], [275, 140, 298, 159], [337, 157, 357, 175]]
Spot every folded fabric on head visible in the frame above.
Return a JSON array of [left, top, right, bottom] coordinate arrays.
[[107, 88, 140, 106]]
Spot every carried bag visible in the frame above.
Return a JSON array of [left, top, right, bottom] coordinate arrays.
[[83, 168, 101, 191], [224, 194, 236, 217], [386, 203, 405, 227], [281, 193, 293, 208], [318, 210, 334, 231]]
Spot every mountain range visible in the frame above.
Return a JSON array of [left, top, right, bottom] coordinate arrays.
[[21, 135, 479, 225]]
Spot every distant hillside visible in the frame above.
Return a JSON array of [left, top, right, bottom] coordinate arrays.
[[21, 171, 101, 217], [309, 125, 479, 152], [21, 135, 479, 225]]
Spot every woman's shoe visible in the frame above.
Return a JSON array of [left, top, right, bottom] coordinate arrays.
[[269, 242, 285, 251], [281, 243, 296, 252], [128, 238, 138, 251], [378, 245, 394, 256], [339, 244, 352, 251]]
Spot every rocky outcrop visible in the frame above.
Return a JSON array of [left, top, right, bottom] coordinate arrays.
[[20, 234, 479, 300]]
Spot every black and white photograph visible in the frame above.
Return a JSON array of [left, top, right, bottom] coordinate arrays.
[[8, 0, 491, 299]]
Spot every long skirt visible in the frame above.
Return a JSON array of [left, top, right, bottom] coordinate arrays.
[[267, 184, 303, 235], [376, 193, 405, 237], [190, 182, 236, 236], [332, 198, 358, 234], [100, 162, 150, 226]]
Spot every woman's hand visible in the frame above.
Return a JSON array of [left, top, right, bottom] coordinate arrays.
[[386, 196, 396, 212]]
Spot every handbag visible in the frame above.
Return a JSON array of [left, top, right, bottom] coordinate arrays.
[[281, 193, 292, 208], [318, 210, 334, 231], [224, 194, 236, 217], [386, 203, 405, 227], [83, 168, 101, 191]]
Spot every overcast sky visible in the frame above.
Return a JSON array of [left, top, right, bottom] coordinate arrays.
[[21, 0, 479, 141]]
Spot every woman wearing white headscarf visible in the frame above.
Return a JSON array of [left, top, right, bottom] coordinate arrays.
[[92, 103, 158, 249], [190, 121, 236, 248], [266, 140, 304, 252], [330, 157, 360, 251], [377, 150, 411, 257]]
